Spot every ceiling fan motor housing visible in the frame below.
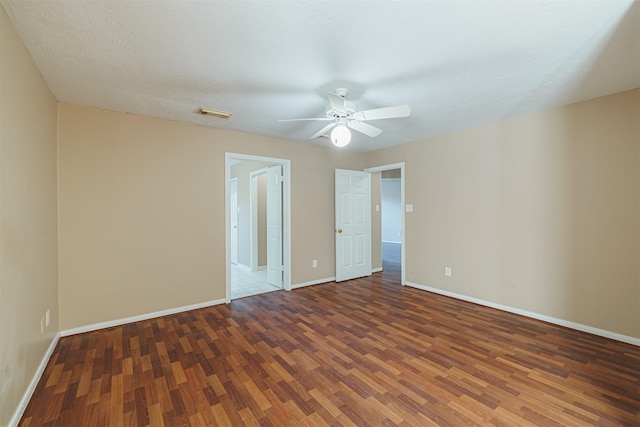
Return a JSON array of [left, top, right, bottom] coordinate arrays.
[[326, 100, 356, 119]]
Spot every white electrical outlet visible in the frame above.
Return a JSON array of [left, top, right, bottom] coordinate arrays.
[[445, 267, 452, 277], [45, 309, 50, 327], [312, 259, 318, 268]]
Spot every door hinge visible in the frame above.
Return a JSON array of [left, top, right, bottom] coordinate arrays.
[[281, 265, 284, 272], [280, 175, 284, 183]]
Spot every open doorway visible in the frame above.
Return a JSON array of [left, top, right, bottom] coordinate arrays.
[[225, 153, 291, 302], [381, 169, 402, 278], [249, 169, 268, 273], [364, 162, 406, 285]]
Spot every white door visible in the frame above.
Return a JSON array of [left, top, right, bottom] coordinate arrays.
[[335, 169, 371, 282], [230, 178, 238, 264], [266, 165, 283, 287]]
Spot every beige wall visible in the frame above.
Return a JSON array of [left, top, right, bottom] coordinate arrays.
[[58, 90, 639, 338], [0, 8, 59, 425], [365, 89, 640, 338], [58, 104, 363, 330]]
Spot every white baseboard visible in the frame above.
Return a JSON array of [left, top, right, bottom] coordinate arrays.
[[372, 267, 383, 273], [404, 281, 640, 347], [9, 332, 60, 427], [381, 240, 402, 245], [60, 298, 226, 337], [292, 277, 335, 289], [257, 265, 267, 271]]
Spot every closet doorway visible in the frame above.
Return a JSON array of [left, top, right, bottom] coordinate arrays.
[[364, 162, 405, 285], [381, 169, 402, 278]]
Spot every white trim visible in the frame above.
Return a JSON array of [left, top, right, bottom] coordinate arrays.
[[292, 277, 336, 289], [381, 240, 401, 245], [9, 333, 60, 427], [257, 265, 267, 271], [404, 281, 640, 346], [372, 267, 383, 273], [365, 163, 405, 173], [381, 177, 402, 182], [60, 299, 226, 337], [226, 153, 292, 303], [364, 162, 406, 285]]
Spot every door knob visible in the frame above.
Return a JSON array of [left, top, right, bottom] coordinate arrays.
[[336, 229, 342, 233]]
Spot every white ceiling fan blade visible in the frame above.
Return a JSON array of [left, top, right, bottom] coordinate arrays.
[[353, 105, 411, 121], [327, 92, 347, 114], [276, 117, 332, 122], [347, 120, 382, 137], [310, 122, 337, 139]]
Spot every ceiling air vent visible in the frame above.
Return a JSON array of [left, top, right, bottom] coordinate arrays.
[[197, 108, 232, 119]]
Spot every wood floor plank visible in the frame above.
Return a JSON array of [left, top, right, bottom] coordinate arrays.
[[19, 253, 640, 426]]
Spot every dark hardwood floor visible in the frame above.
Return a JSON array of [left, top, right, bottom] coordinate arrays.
[[382, 242, 401, 280], [20, 258, 639, 426]]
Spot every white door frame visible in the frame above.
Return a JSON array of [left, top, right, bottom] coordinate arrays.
[[225, 153, 291, 302], [364, 162, 406, 285]]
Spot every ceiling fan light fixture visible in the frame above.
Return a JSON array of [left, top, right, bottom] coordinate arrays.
[[277, 88, 410, 144], [330, 124, 351, 147]]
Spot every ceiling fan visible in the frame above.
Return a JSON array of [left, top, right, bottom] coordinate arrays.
[[277, 88, 411, 147]]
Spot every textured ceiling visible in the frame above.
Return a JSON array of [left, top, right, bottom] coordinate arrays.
[[2, 0, 639, 152]]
